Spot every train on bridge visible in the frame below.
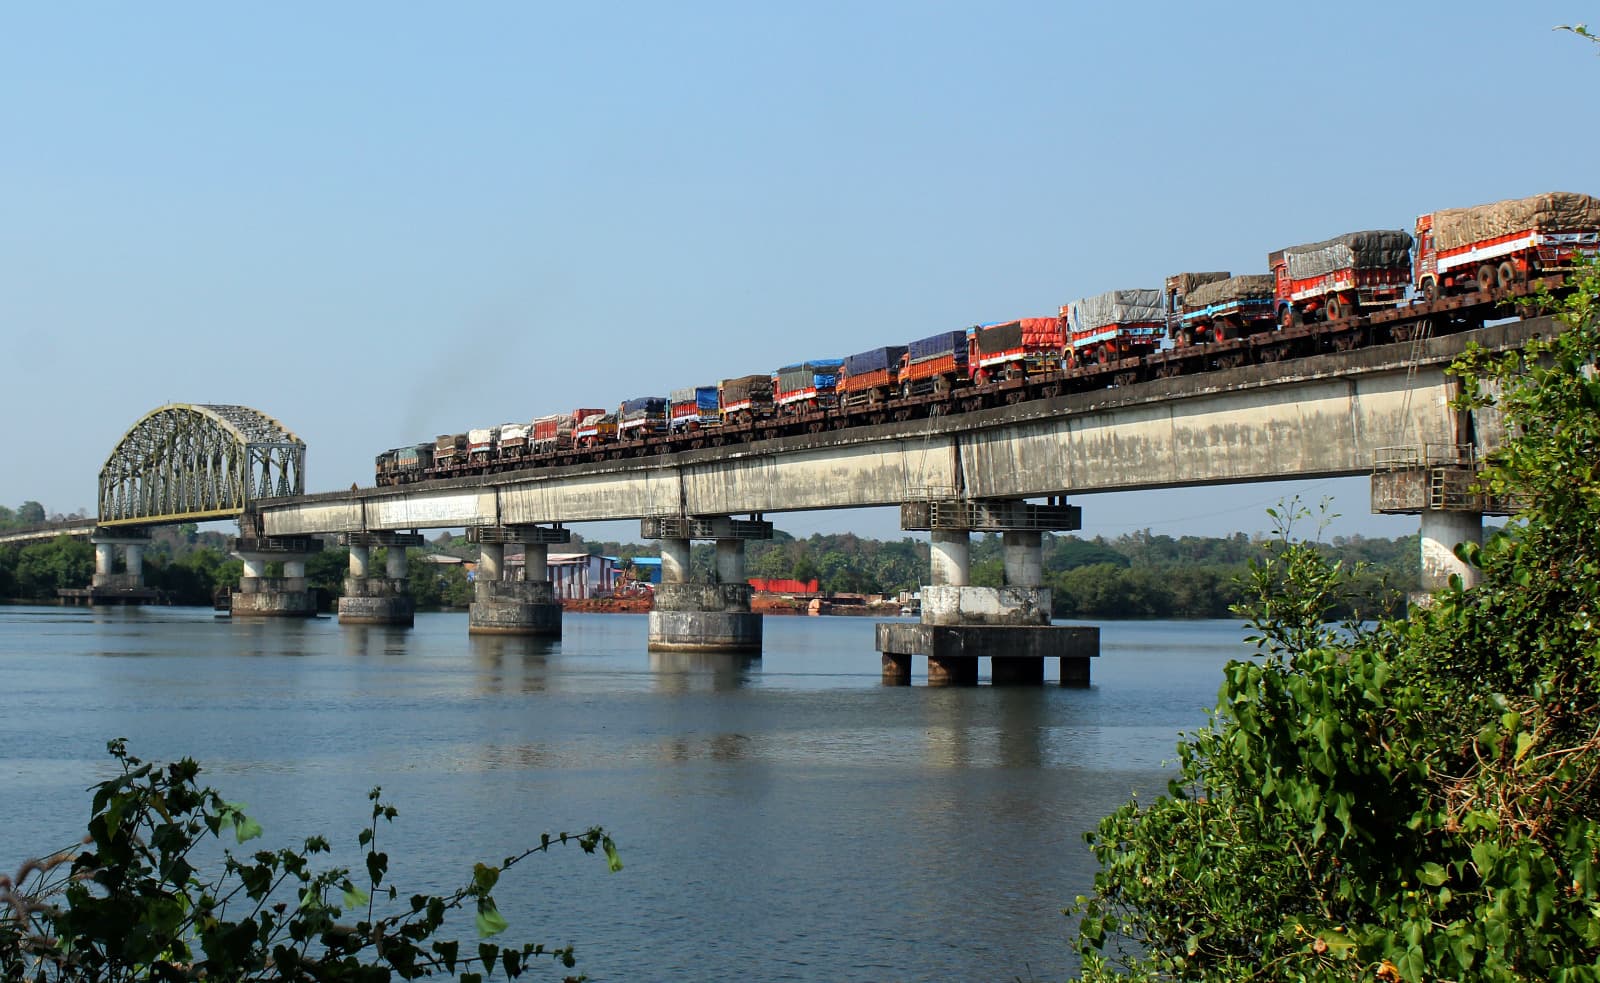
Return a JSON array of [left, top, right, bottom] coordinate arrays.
[[375, 191, 1600, 487]]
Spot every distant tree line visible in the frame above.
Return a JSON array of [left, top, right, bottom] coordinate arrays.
[[585, 526, 1422, 620]]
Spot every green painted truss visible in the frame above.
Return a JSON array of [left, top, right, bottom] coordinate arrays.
[[98, 404, 305, 527]]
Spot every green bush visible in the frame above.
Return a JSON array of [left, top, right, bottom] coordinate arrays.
[[1067, 264, 1600, 981]]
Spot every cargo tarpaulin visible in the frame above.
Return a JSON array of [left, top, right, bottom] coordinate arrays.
[[1272, 230, 1412, 279], [908, 330, 968, 362], [843, 347, 907, 375], [1430, 192, 1600, 251], [620, 396, 666, 420], [1068, 290, 1164, 334], [1166, 272, 1229, 299], [720, 375, 773, 403], [1185, 274, 1275, 309]]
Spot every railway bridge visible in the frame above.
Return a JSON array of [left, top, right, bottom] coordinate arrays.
[[17, 314, 1543, 683]]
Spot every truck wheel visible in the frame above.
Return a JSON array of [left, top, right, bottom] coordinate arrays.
[[1280, 306, 1300, 328], [975, 368, 990, 385], [1325, 297, 1343, 321], [1421, 277, 1441, 302], [1497, 262, 1518, 288], [1476, 265, 1497, 293]]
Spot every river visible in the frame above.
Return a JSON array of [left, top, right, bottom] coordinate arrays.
[[0, 605, 1251, 981]]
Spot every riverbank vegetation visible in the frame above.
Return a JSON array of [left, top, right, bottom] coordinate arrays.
[[1067, 263, 1600, 979], [0, 740, 619, 980]]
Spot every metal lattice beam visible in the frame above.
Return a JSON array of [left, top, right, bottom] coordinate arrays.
[[98, 404, 305, 527]]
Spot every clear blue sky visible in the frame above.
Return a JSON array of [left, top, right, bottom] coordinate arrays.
[[2, 3, 1592, 543]]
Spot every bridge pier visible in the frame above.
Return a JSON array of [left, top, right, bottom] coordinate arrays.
[[61, 529, 159, 606], [230, 536, 323, 617], [468, 525, 568, 635], [337, 532, 421, 625], [1371, 449, 1508, 601], [876, 499, 1098, 686], [644, 515, 771, 653]]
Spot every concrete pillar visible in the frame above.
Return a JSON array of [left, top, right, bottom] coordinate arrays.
[[386, 547, 409, 580], [469, 538, 560, 637], [340, 535, 415, 627], [1002, 531, 1043, 587], [349, 545, 370, 578], [479, 543, 504, 582], [715, 539, 746, 585], [882, 652, 912, 685], [231, 551, 317, 618], [94, 543, 115, 578], [123, 544, 144, 582], [660, 538, 692, 583], [930, 530, 970, 587], [1420, 511, 1484, 592], [523, 543, 548, 580], [928, 655, 979, 686]]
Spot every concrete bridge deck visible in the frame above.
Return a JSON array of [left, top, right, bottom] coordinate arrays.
[[255, 317, 1543, 537]]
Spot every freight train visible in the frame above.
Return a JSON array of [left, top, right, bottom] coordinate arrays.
[[375, 191, 1600, 487]]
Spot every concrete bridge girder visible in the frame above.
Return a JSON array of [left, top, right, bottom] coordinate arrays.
[[258, 369, 1461, 537], [254, 319, 1549, 540]]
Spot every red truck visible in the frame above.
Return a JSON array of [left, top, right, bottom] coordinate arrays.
[[969, 317, 1066, 383], [1270, 230, 1412, 325], [1413, 191, 1600, 299]]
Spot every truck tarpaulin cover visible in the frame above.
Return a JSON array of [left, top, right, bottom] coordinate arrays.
[[1068, 290, 1164, 333], [620, 397, 666, 419], [1272, 230, 1412, 279], [1430, 192, 1600, 251], [1166, 272, 1229, 298], [908, 330, 968, 361], [668, 387, 699, 404], [844, 347, 907, 375], [777, 360, 843, 391], [720, 375, 773, 401], [974, 318, 1063, 354], [1186, 274, 1275, 309]]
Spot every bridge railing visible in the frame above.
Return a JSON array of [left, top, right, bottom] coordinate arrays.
[[1372, 443, 1478, 471]]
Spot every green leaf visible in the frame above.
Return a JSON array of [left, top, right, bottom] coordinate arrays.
[[476, 899, 509, 938], [603, 838, 623, 873], [342, 884, 370, 909], [1419, 862, 1448, 887], [473, 862, 501, 894], [1514, 730, 1536, 763]]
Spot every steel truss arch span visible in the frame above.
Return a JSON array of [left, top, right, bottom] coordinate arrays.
[[98, 404, 305, 527]]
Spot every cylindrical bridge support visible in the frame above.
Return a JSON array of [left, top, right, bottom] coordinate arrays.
[[1420, 510, 1484, 593], [467, 526, 566, 636], [338, 532, 420, 626], [930, 530, 970, 587], [231, 548, 317, 618], [878, 497, 1093, 686], [644, 517, 770, 654]]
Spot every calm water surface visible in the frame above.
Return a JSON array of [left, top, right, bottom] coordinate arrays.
[[0, 606, 1250, 981]]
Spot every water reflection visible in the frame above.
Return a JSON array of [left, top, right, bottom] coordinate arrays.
[[469, 634, 556, 694], [340, 623, 413, 660], [648, 651, 757, 692], [916, 687, 1052, 770]]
